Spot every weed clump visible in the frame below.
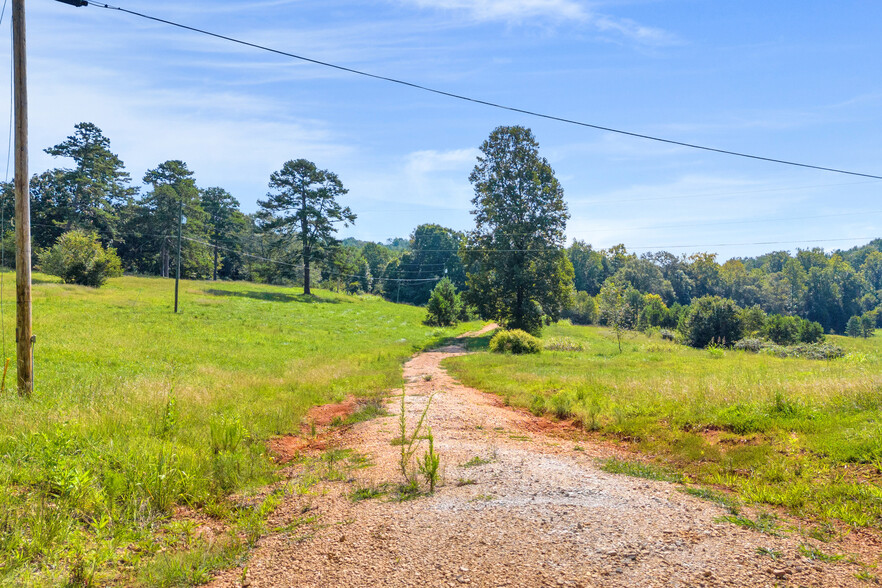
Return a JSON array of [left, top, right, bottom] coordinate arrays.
[[529, 394, 546, 417], [489, 329, 542, 354], [549, 391, 574, 419], [599, 458, 685, 483], [734, 338, 845, 360], [543, 337, 585, 352]]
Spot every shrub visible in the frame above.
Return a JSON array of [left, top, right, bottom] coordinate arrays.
[[798, 319, 825, 343], [562, 290, 597, 325], [529, 394, 546, 416], [860, 313, 876, 338], [680, 296, 743, 348], [543, 337, 585, 352], [764, 314, 800, 345], [39, 230, 123, 287], [489, 329, 542, 354], [424, 277, 462, 327], [638, 293, 670, 330], [846, 315, 863, 338], [738, 305, 767, 337]]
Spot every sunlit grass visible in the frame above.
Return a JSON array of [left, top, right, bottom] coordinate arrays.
[[0, 272, 478, 585], [446, 322, 882, 530]]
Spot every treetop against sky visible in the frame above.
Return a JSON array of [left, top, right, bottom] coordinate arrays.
[[10, 0, 882, 258]]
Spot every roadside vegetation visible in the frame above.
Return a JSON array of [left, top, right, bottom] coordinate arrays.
[[446, 322, 882, 530], [0, 273, 477, 586]]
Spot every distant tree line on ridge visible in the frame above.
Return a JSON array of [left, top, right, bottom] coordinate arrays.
[[5, 122, 882, 338]]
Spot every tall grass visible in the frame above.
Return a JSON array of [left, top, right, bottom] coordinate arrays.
[[0, 273, 477, 585], [446, 322, 882, 529]]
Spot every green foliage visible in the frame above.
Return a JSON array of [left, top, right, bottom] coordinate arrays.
[[738, 305, 767, 336], [396, 389, 438, 493], [717, 513, 782, 536], [39, 229, 122, 287], [598, 281, 630, 352], [0, 274, 477, 583], [764, 314, 801, 345], [529, 394, 546, 416], [446, 322, 882, 530], [681, 487, 740, 514], [258, 159, 356, 295], [122, 159, 211, 279], [599, 458, 685, 483], [488, 329, 542, 354], [417, 427, 441, 493], [384, 224, 467, 304], [201, 187, 246, 281], [861, 313, 876, 338], [846, 315, 863, 337], [463, 126, 573, 335], [30, 123, 135, 250], [567, 240, 605, 295], [798, 318, 826, 343], [562, 290, 597, 325], [681, 296, 743, 348], [638, 293, 671, 330], [763, 314, 825, 345], [543, 336, 585, 351], [425, 277, 462, 326]]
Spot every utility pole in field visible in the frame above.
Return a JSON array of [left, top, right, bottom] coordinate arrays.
[[13, 0, 33, 397], [174, 199, 182, 313]]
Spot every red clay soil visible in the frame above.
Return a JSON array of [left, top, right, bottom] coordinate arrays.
[[208, 327, 877, 588]]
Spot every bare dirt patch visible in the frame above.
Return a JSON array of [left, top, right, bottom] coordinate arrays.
[[210, 331, 875, 588]]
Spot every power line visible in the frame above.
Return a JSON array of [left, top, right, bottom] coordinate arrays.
[[59, 0, 882, 181], [180, 235, 444, 283], [13, 218, 881, 256], [560, 209, 882, 235], [577, 179, 881, 206]]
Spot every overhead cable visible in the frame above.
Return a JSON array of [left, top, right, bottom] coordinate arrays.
[[55, 0, 882, 181]]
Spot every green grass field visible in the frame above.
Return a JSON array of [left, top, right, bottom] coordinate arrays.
[[446, 323, 882, 532], [0, 273, 478, 586]]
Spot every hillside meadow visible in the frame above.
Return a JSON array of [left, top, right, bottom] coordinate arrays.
[[446, 323, 882, 531], [0, 273, 479, 586]]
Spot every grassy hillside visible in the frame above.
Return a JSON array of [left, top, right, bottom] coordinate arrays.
[[446, 323, 882, 531], [0, 273, 478, 586]]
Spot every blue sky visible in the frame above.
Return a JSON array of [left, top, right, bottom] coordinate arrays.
[[8, 0, 882, 259]]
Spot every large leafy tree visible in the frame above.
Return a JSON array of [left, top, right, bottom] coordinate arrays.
[[568, 240, 605, 295], [123, 160, 209, 278], [258, 159, 355, 295], [200, 187, 243, 280], [33, 122, 136, 247], [384, 224, 466, 304], [463, 125, 574, 335]]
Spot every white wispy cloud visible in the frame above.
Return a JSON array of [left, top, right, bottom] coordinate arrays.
[[399, 0, 678, 45], [405, 148, 479, 175], [406, 0, 586, 22]]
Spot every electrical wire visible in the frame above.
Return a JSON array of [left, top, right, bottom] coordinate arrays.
[[180, 235, 443, 283], [65, 1, 882, 181]]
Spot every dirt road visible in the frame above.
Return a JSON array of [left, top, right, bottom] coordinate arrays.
[[209, 329, 867, 587]]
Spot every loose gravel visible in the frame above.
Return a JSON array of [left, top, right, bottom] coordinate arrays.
[[208, 330, 871, 587]]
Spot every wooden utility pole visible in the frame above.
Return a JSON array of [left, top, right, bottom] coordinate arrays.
[[13, 0, 33, 397], [174, 199, 182, 313]]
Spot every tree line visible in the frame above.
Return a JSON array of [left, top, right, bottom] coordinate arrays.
[[5, 122, 882, 337]]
